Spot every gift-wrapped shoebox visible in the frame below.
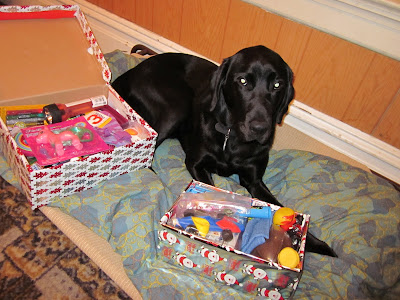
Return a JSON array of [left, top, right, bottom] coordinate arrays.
[[0, 5, 157, 209], [159, 180, 310, 299]]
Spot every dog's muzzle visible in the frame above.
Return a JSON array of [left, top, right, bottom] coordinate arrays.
[[249, 121, 268, 135], [240, 120, 272, 145]]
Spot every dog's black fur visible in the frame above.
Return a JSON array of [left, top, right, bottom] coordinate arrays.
[[112, 45, 337, 257]]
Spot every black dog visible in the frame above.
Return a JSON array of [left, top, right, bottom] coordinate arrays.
[[112, 45, 337, 257]]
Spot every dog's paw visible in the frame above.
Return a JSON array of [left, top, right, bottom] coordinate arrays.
[[305, 233, 338, 257]]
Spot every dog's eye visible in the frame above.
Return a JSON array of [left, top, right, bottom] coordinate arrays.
[[272, 81, 284, 91], [240, 77, 247, 86]]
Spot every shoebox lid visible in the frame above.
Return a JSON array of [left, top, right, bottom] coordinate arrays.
[[0, 5, 111, 106]]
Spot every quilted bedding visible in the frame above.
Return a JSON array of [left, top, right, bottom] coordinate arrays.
[[1, 51, 399, 299], [42, 138, 399, 300]]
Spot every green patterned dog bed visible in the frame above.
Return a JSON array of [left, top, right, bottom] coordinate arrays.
[[1, 50, 399, 299]]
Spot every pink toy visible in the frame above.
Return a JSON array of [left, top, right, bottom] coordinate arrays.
[[21, 117, 110, 166], [35, 126, 83, 156]]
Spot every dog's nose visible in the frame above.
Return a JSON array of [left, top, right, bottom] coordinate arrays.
[[250, 121, 268, 134]]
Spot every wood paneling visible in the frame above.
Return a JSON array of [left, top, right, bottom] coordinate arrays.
[[293, 29, 375, 121], [88, 0, 113, 11], [180, 0, 230, 61], [111, 0, 136, 24], [372, 93, 400, 148], [343, 53, 400, 133], [152, 0, 183, 43], [135, 0, 154, 30], [92, 0, 400, 149], [274, 18, 312, 75], [221, 0, 282, 60]]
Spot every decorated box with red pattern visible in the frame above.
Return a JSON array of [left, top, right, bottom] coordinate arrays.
[[0, 5, 157, 209], [158, 181, 309, 299]]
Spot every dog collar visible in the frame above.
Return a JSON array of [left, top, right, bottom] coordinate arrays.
[[215, 123, 234, 151]]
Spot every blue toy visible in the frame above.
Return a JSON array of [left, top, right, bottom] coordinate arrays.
[[237, 206, 272, 219]]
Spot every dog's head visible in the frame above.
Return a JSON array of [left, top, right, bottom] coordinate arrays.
[[210, 45, 294, 145]]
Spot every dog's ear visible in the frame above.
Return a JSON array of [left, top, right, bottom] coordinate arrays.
[[210, 57, 231, 112], [276, 66, 295, 124]]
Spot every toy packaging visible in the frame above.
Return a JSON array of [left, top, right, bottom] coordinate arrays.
[[159, 181, 310, 299], [0, 5, 157, 209], [21, 117, 110, 166]]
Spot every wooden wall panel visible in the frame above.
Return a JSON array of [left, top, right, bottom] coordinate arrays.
[[294, 29, 375, 121], [372, 93, 400, 148], [180, 0, 230, 61], [221, 0, 282, 60], [152, 0, 183, 43], [89, 0, 113, 11], [343, 53, 400, 133], [135, 0, 154, 31], [274, 18, 312, 76], [111, 0, 136, 24]]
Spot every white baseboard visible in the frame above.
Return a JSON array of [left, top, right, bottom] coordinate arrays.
[[3, 0, 400, 184], [286, 102, 400, 183]]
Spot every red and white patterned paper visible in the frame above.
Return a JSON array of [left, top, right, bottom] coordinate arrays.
[[0, 5, 157, 209]]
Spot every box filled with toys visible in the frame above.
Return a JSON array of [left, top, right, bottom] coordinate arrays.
[[0, 5, 157, 209], [159, 181, 309, 299]]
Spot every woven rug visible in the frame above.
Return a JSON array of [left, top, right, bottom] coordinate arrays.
[[0, 176, 130, 300]]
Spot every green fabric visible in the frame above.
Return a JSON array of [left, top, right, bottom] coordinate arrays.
[[2, 139, 398, 299], [104, 50, 147, 83]]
